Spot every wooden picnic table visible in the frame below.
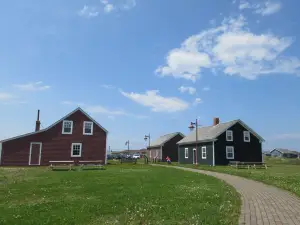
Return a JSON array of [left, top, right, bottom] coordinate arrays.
[[49, 161, 74, 171], [229, 161, 267, 169]]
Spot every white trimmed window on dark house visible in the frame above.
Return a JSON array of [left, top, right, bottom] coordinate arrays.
[[71, 143, 82, 157], [226, 146, 234, 159], [226, 130, 233, 141], [244, 131, 250, 142], [83, 121, 93, 135], [185, 148, 188, 158], [201, 146, 207, 159], [62, 120, 73, 134]]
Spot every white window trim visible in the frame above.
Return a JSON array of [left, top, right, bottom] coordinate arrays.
[[226, 146, 234, 159], [244, 131, 251, 142], [226, 130, 233, 141], [62, 120, 73, 134], [71, 143, 82, 157], [201, 146, 207, 159], [185, 148, 188, 158], [83, 121, 94, 135]]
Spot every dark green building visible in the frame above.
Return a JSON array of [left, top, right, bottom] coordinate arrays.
[[177, 118, 265, 166]]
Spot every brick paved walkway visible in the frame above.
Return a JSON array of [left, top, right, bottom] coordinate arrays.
[[155, 165, 300, 225]]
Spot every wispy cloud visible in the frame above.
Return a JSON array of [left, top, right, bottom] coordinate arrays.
[[100, 0, 136, 14], [156, 15, 300, 81], [193, 98, 202, 106], [14, 81, 50, 91], [78, 5, 99, 18], [0, 92, 14, 101], [61, 101, 147, 119], [238, 0, 282, 16], [255, 1, 281, 16], [100, 84, 115, 89], [178, 86, 197, 95], [122, 0, 136, 10], [101, 0, 115, 13], [121, 90, 189, 113], [202, 87, 211, 91]]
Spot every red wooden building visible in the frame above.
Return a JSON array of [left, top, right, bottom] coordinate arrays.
[[0, 107, 108, 166]]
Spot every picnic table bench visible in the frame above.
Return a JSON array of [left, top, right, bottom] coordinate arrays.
[[49, 161, 74, 171], [120, 158, 137, 164], [229, 161, 267, 169], [78, 160, 104, 170]]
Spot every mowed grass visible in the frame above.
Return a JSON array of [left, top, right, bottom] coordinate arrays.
[[0, 164, 240, 225], [173, 157, 300, 197]]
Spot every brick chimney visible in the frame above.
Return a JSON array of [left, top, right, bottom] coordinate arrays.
[[213, 117, 220, 126], [35, 110, 41, 132]]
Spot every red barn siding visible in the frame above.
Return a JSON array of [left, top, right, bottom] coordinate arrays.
[[1, 110, 107, 166]]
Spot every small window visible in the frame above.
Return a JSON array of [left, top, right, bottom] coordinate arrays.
[[83, 121, 93, 135], [185, 148, 188, 158], [71, 143, 82, 157], [226, 146, 234, 159], [202, 146, 207, 159], [226, 130, 233, 141], [244, 131, 250, 142], [62, 120, 73, 134]]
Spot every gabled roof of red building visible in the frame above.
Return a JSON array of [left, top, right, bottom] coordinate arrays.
[[0, 107, 108, 143]]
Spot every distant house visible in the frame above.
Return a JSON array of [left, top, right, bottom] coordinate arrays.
[[270, 148, 299, 158], [177, 118, 265, 165], [262, 151, 271, 156], [0, 107, 108, 166], [148, 132, 185, 162]]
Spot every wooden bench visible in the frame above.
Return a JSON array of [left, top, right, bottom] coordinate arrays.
[[229, 161, 267, 169], [78, 160, 104, 170], [49, 161, 74, 171]]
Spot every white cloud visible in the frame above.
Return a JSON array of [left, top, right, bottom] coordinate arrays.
[[157, 15, 300, 81], [100, 0, 135, 14], [121, 90, 189, 112], [239, 0, 251, 9], [202, 87, 211, 91], [122, 0, 136, 10], [14, 81, 50, 91], [238, 1, 281, 16], [255, 1, 281, 16], [104, 4, 115, 13], [100, 84, 115, 89], [155, 49, 211, 82], [193, 98, 202, 106], [270, 133, 300, 141], [0, 92, 14, 101], [78, 5, 99, 18], [178, 86, 197, 95]]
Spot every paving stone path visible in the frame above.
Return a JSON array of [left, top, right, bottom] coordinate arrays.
[[154, 165, 300, 225]]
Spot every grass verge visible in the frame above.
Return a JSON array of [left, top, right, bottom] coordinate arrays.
[[0, 164, 240, 225], [161, 157, 300, 197]]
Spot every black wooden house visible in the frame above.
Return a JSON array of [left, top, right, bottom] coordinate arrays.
[[148, 132, 184, 162], [177, 118, 264, 165]]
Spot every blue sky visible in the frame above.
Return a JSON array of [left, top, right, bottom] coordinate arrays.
[[0, 0, 299, 151]]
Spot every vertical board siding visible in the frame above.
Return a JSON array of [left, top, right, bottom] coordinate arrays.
[[178, 142, 213, 165], [214, 122, 262, 165]]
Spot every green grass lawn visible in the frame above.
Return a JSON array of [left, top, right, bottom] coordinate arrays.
[[170, 157, 300, 197], [0, 164, 240, 225]]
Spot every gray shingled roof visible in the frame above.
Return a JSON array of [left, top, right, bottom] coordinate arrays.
[[177, 119, 264, 145], [271, 148, 299, 155], [149, 132, 184, 148]]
